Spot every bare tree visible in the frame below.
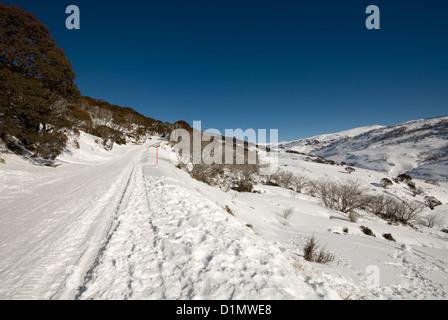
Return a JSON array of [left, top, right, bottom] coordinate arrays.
[[273, 171, 295, 189], [306, 180, 319, 197], [317, 179, 368, 215], [290, 174, 309, 193], [421, 212, 443, 228]]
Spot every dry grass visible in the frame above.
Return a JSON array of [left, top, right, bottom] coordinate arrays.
[[224, 205, 235, 216], [283, 207, 295, 220]]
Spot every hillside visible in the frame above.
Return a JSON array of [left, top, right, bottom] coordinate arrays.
[[0, 4, 174, 163], [281, 116, 448, 181]]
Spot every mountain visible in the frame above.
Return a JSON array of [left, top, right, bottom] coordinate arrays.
[[281, 116, 448, 181]]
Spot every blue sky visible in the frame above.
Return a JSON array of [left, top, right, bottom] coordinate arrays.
[[3, 0, 448, 141]]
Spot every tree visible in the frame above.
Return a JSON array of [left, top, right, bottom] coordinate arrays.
[[290, 174, 309, 193], [317, 179, 368, 214], [0, 4, 80, 159]]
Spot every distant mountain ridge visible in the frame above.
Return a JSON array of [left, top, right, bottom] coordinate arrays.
[[281, 116, 448, 181]]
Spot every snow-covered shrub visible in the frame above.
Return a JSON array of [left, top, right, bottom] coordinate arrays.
[[383, 233, 396, 242], [303, 235, 335, 264], [317, 179, 368, 215], [366, 195, 424, 225], [424, 196, 442, 210], [381, 178, 393, 189], [425, 180, 440, 187], [306, 180, 319, 197], [360, 226, 375, 237], [271, 171, 294, 189], [290, 174, 310, 193], [396, 173, 412, 183], [345, 167, 356, 174], [421, 211, 443, 228]]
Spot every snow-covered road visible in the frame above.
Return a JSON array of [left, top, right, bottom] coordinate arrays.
[[0, 140, 326, 300]]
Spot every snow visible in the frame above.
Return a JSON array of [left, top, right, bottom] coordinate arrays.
[[1, 130, 448, 300], [280, 116, 448, 181]]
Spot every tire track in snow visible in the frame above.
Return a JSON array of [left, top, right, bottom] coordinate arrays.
[[0, 148, 143, 300]]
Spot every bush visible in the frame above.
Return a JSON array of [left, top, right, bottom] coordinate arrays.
[[303, 235, 335, 264], [360, 226, 376, 237], [343, 227, 349, 234], [425, 180, 440, 187], [397, 174, 412, 183], [424, 196, 442, 210], [421, 212, 443, 228], [345, 167, 356, 174], [272, 171, 295, 189], [290, 174, 310, 193], [381, 178, 393, 189], [306, 180, 319, 197], [366, 195, 424, 225], [317, 179, 368, 215], [383, 233, 396, 242]]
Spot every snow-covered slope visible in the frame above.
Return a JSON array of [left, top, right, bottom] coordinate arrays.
[[1, 129, 448, 300], [282, 116, 448, 181]]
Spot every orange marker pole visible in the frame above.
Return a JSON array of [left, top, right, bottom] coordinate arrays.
[[156, 147, 159, 165]]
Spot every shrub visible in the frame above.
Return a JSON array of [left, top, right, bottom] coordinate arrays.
[[317, 179, 368, 215], [343, 227, 349, 234], [303, 235, 335, 264], [272, 171, 295, 189], [383, 233, 396, 242], [407, 182, 423, 197], [381, 178, 393, 189], [290, 174, 310, 193], [360, 226, 376, 237], [345, 167, 356, 174], [305, 180, 319, 197], [421, 212, 443, 228], [424, 196, 442, 210], [366, 195, 424, 225], [397, 174, 412, 183], [425, 180, 440, 187]]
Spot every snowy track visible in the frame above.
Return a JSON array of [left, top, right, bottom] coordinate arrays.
[[0, 143, 150, 299]]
